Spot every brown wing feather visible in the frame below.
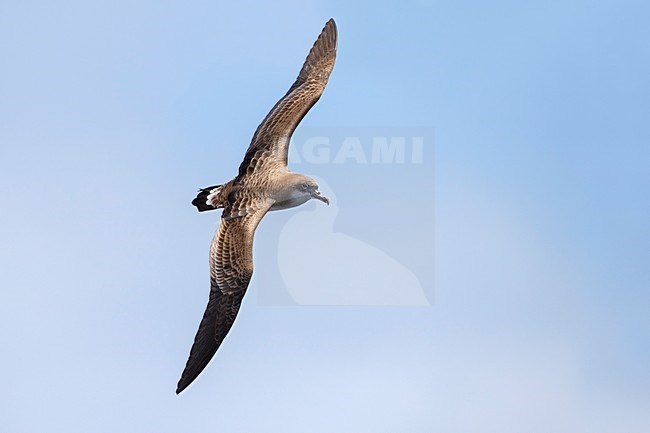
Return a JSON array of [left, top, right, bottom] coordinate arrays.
[[176, 203, 271, 394], [236, 19, 337, 182]]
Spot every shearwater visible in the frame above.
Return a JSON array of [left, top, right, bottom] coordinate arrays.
[[176, 19, 337, 394]]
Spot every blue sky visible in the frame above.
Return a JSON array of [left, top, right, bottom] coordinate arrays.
[[1, 1, 649, 432]]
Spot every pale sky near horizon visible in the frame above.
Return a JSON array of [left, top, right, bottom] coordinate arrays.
[[1, 1, 649, 432]]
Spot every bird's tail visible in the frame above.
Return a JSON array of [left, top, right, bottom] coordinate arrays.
[[192, 185, 222, 212]]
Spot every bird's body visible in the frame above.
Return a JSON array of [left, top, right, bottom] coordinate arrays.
[[176, 19, 337, 394]]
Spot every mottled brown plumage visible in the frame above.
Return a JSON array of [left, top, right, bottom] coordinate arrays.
[[177, 19, 337, 394]]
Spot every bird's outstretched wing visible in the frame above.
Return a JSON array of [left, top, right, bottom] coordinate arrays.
[[176, 202, 271, 394], [236, 18, 337, 182]]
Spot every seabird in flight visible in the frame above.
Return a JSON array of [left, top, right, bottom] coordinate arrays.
[[176, 19, 337, 394]]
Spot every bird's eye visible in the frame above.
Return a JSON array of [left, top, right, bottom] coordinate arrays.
[[301, 182, 310, 190]]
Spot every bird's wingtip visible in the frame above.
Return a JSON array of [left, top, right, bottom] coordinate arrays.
[[325, 18, 337, 35], [176, 377, 190, 394]]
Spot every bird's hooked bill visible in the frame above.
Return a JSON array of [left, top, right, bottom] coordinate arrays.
[[311, 191, 330, 205]]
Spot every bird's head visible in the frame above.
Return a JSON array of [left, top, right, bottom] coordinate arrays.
[[288, 174, 329, 205]]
